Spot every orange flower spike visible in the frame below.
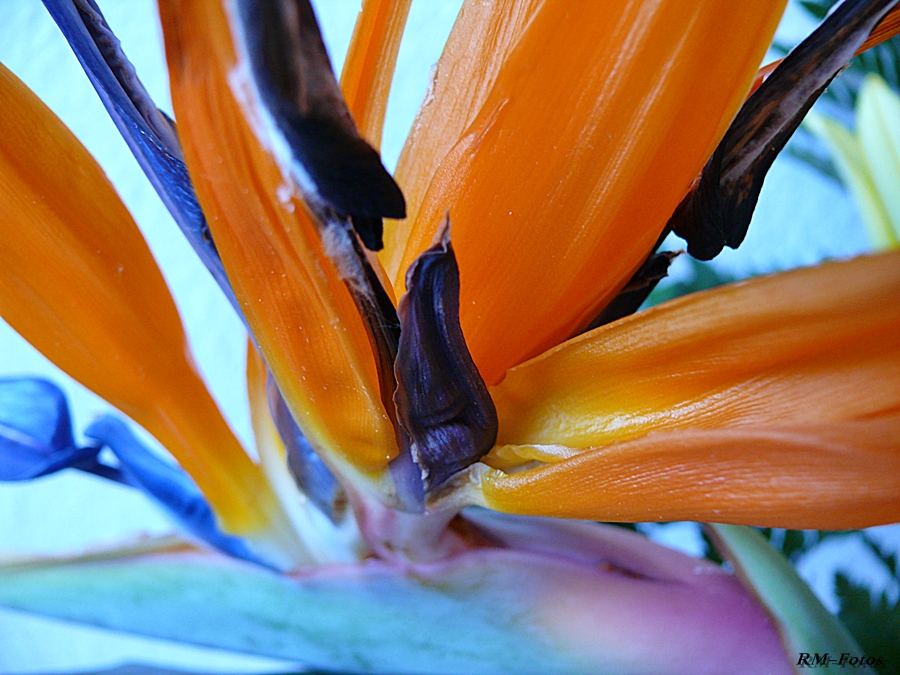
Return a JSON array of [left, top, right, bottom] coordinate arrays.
[[393, 0, 787, 386], [481, 417, 900, 529], [159, 0, 398, 476], [490, 252, 900, 449], [0, 64, 273, 535], [340, 0, 413, 150], [479, 252, 900, 529], [380, 0, 542, 280]]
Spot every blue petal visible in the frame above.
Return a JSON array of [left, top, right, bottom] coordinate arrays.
[[0, 377, 98, 480], [41, 0, 239, 313], [43, 1, 339, 521], [85, 415, 267, 566], [266, 374, 344, 521]]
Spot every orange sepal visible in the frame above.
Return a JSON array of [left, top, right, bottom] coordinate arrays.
[[340, 0, 413, 150], [380, 0, 541, 281], [478, 251, 900, 529], [480, 416, 900, 529], [0, 64, 271, 534], [390, 0, 787, 386], [159, 0, 398, 477], [489, 251, 900, 449]]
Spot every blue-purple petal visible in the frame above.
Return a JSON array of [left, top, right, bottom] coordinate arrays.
[[0, 378, 263, 564], [84, 415, 266, 566], [265, 375, 345, 521], [42, 1, 343, 526], [0, 377, 100, 481], [41, 0, 238, 312]]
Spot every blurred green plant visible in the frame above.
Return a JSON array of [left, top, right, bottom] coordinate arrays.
[[795, 41, 900, 667], [806, 74, 900, 250], [735, 527, 900, 674], [834, 536, 900, 675]]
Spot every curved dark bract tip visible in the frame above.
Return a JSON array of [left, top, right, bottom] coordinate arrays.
[[392, 221, 498, 493], [669, 0, 900, 261], [237, 0, 406, 250], [351, 215, 386, 252]]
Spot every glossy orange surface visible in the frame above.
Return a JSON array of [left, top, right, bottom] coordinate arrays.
[[482, 416, 900, 529], [340, 0, 413, 150], [387, 0, 787, 386], [0, 63, 273, 534], [380, 0, 541, 280], [482, 252, 900, 528], [159, 0, 399, 475], [491, 252, 900, 448]]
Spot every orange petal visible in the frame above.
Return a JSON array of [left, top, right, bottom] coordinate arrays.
[[0, 64, 275, 536], [479, 416, 900, 529], [340, 0, 413, 151], [478, 252, 900, 529], [380, 0, 541, 280], [158, 0, 398, 477], [390, 0, 786, 386], [245, 343, 365, 564], [491, 251, 900, 448]]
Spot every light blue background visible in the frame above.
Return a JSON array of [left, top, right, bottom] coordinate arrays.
[[0, 1, 895, 672]]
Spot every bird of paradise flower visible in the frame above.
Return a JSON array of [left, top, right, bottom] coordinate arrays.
[[1, 0, 900, 674]]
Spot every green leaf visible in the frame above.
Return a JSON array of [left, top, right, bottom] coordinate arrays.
[[805, 111, 898, 249], [707, 524, 861, 674], [857, 74, 900, 244], [834, 574, 900, 675]]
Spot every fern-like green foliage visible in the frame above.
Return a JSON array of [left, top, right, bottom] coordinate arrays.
[[836, 558, 900, 675], [729, 528, 900, 675]]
